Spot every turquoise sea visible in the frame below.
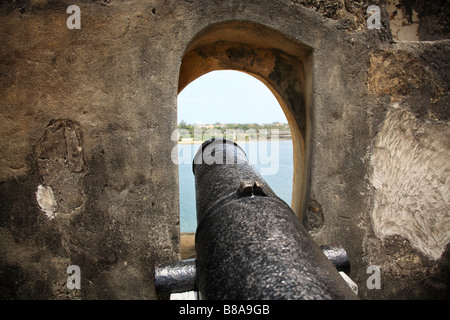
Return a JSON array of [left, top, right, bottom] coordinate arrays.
[[178, 140, 294, 232]]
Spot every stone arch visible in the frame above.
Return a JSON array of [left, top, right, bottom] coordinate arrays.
[[178, 21, 313, 221]]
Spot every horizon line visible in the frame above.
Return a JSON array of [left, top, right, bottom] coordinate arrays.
[[178, 121, 289, 125]]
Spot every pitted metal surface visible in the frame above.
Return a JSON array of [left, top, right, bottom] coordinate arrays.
[[193, 138, 276, 223], [154, 258, 197, 299], [192, 138, 357, 300], [321, 244, 351, 274]]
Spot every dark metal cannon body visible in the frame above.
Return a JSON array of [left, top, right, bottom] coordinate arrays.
[[155, 138, 356, 300]]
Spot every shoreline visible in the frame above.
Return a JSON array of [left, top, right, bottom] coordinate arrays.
[[180, 232, 196, 259], [177, 137, 293, 144]]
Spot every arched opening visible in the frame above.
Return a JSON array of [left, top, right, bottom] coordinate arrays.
[[177, 70, 293, 233], [178, 21, 312, 224]]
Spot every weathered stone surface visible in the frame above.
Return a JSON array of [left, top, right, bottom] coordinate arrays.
[[368, 50, 428, 101], [370, 105, 449, 260], [368, 43, 450, 122], [0, 0, 448, 299], [387, 0, 450, 41], [292, 0, 386, 31], [34, 119, 85, 218]]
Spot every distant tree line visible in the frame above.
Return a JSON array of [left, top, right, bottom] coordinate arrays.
[[177, 120, 290, 137]]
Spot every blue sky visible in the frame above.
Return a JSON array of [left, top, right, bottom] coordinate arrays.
[[177, 70, 288, 124]]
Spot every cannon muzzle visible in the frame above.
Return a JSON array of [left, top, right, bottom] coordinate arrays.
[[155, 138, 357, 299]]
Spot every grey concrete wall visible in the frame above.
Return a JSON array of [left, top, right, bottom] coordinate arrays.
[[0, 0, 448, 299]]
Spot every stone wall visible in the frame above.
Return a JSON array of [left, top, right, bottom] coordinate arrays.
[[0, 0, 448, 299]]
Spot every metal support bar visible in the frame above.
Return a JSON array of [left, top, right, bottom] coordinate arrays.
[[154, 258, 197, 300], [321, 244, 351, 274]]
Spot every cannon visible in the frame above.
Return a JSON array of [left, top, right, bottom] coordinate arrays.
[[155, 138, 357, 299]]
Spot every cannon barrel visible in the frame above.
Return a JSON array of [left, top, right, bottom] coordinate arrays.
[[154, 138, 356, 299], [191, 138, 356, 299]]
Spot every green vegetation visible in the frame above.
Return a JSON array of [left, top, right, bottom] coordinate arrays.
[[178, 121, 290, 135], [177, 121, 291, 142]]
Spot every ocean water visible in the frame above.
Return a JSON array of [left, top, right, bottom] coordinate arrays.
[[178, 140, 294, 232]]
